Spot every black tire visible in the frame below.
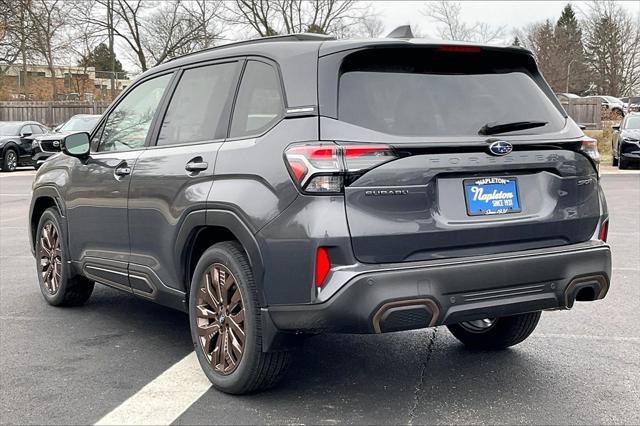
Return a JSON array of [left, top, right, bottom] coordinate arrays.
[[447, 311, 541, 350], [35, 208, 94, 306], [612, 153, 619, 166], [619, 156, 629, 170], [1, 148, 18, 172], [189, 241, 291, 394]]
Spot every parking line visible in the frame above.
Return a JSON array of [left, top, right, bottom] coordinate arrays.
[[94, 351, 210, 426], [534, 333, 640, 343]]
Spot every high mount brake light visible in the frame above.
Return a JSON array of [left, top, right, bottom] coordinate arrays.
[[438, 45, 482, 53], [284, 143, 397, 193]]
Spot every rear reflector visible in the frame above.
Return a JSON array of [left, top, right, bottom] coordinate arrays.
[[598, 220, 609, 242], [315, 247, 331, 287]]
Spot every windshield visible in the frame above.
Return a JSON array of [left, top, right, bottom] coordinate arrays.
[[625, 116, 640, 129], [603, 96, 623, 104], [338, 50, 565, 137], [0, 123, 20, 136], [60, 116, 100, 132]]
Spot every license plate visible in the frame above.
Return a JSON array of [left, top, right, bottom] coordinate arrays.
[[463, 177, 521, 216]]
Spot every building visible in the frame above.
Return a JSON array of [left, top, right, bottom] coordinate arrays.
[[0, 63, 131, 101]]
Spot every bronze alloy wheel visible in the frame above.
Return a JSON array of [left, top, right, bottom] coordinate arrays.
[[195, 263, 246, 375], [39, 221, 62, 295]]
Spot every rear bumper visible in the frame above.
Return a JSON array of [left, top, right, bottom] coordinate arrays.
[[266, 242, 611, 335]]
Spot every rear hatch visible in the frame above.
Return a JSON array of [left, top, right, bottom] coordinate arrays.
[[318, 44, 601, 263]]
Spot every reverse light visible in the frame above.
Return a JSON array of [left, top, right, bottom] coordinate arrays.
[[581, 137, 600, 163], [315, 247, 331, 287], [598, 219, 609, 242], [284, 142, 397, 193]]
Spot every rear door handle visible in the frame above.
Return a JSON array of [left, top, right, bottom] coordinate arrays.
[[185, 159, 208, 172], [114, 165, 131, 176]]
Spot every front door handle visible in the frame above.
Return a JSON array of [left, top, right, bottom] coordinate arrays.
[[185, 159, 208, 172]]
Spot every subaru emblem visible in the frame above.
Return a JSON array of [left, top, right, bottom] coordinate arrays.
[[488, 140, 513, 156]]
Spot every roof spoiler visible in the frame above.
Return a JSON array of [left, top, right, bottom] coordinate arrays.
[[386, 25, 414, 39]]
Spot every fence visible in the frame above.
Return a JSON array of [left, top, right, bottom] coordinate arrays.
[[0, 101, 110, 127], [560, 98, 602, 130]]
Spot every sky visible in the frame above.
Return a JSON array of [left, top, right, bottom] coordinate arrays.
[[373, 1, 640, 39]]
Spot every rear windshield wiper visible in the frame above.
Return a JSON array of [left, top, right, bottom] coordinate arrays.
[[478, 120, 548, 135]]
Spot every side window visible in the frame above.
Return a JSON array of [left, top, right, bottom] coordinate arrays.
[[20, 125, 33, 136], [229, 61, 284, 139], [157, 62, 237, 146], [97, 74, 171, 152], [31, 125, 44, 135]]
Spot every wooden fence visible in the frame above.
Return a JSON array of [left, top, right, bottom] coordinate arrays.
[[0, 101, 110, 127], [560, 98, 602, 130]]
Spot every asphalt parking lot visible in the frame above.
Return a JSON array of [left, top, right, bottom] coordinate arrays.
[[1, 168, 639, 425]]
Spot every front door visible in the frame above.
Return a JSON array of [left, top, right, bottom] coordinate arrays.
[[65, 73, 174, 292]]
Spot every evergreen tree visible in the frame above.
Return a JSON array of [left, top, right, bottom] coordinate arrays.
[[512, 36, 521, 47], [78, 43, 126, 78], [555, 4, 590, 94]]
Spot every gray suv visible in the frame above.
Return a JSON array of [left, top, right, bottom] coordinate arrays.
[[29, 34, 612, 394]]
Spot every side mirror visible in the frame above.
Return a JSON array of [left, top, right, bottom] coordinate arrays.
[[62, 132, 91, 158], [612, 124, 620, 131], [21, 131, 33, 138]]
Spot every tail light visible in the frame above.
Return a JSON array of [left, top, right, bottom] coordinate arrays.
[[598, 219, 609, 242], [581, 137, 600, 164], [285, 142, 397, 193], [315, 247, 331, 287]]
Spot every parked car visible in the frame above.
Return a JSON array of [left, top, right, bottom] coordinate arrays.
[[620, 96, 640, 113], [29, 33, 611, 394], [31, 114, 101, 168], [0, 121, 48, 172], [612, 113, 640, 169], [555, 92, 581, 102], [587, 95, 625, 117]]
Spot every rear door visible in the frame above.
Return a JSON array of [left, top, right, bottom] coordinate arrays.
[[320, 46, 601, 263], [127, 60, 242, 295]]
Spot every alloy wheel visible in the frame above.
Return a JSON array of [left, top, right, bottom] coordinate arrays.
[[459, 318, 497, 333], [195, 263, 246, 375], [6, 151, 17, 171], [39, 221, 62, 295]]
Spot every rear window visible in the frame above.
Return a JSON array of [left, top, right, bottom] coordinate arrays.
[[338, 49, 566, 137]]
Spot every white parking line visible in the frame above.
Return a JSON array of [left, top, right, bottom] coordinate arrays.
[[534, 333, 640, 343], [0, 193, 32, 196], [94, 351, 210, 426]]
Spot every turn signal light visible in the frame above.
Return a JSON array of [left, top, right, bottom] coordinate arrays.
[[315, 247, 331, 287]]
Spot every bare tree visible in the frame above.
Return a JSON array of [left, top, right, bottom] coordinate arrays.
[[423, 1, 505, 43], [226, 0, 374, 38], [28, 0, 71, 98], [582, 0, 640, 96]]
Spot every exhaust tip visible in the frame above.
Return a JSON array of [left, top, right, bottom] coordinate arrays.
[[564, 275, 609, 308], [372, 299, 439, 333]]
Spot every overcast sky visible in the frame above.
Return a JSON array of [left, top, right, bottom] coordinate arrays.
[[373, 1, 640, 40]]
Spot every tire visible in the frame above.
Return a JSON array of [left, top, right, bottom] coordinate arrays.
[[447, 311, 541, 350], [35, 208, 94, 306], [1, 148, 18, 172], [612, 153, 619, 166], [619, 156, 629, 170], [189, 241, 291, 394]]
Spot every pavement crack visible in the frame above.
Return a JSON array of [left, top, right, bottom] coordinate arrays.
[[408, 327, 438, 425]]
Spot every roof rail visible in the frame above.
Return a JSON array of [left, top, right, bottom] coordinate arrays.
[[167, 33, 335, 62]]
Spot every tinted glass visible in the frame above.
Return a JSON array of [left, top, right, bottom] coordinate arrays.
[[230, 61, 283, 138], [20, 125, 33, 136], [98, 74, 171, 152], [338, 49, 566, 137], [61, 116, 100, 132], [31, 125, 44, 134], [158, 63, 237, 146]]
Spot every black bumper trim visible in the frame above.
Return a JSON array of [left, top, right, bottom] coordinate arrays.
[[266, 244, 611, 334]]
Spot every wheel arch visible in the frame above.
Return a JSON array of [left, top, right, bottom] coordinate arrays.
[[180, 209, 266, 305], [29, 187, 66, 253]]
